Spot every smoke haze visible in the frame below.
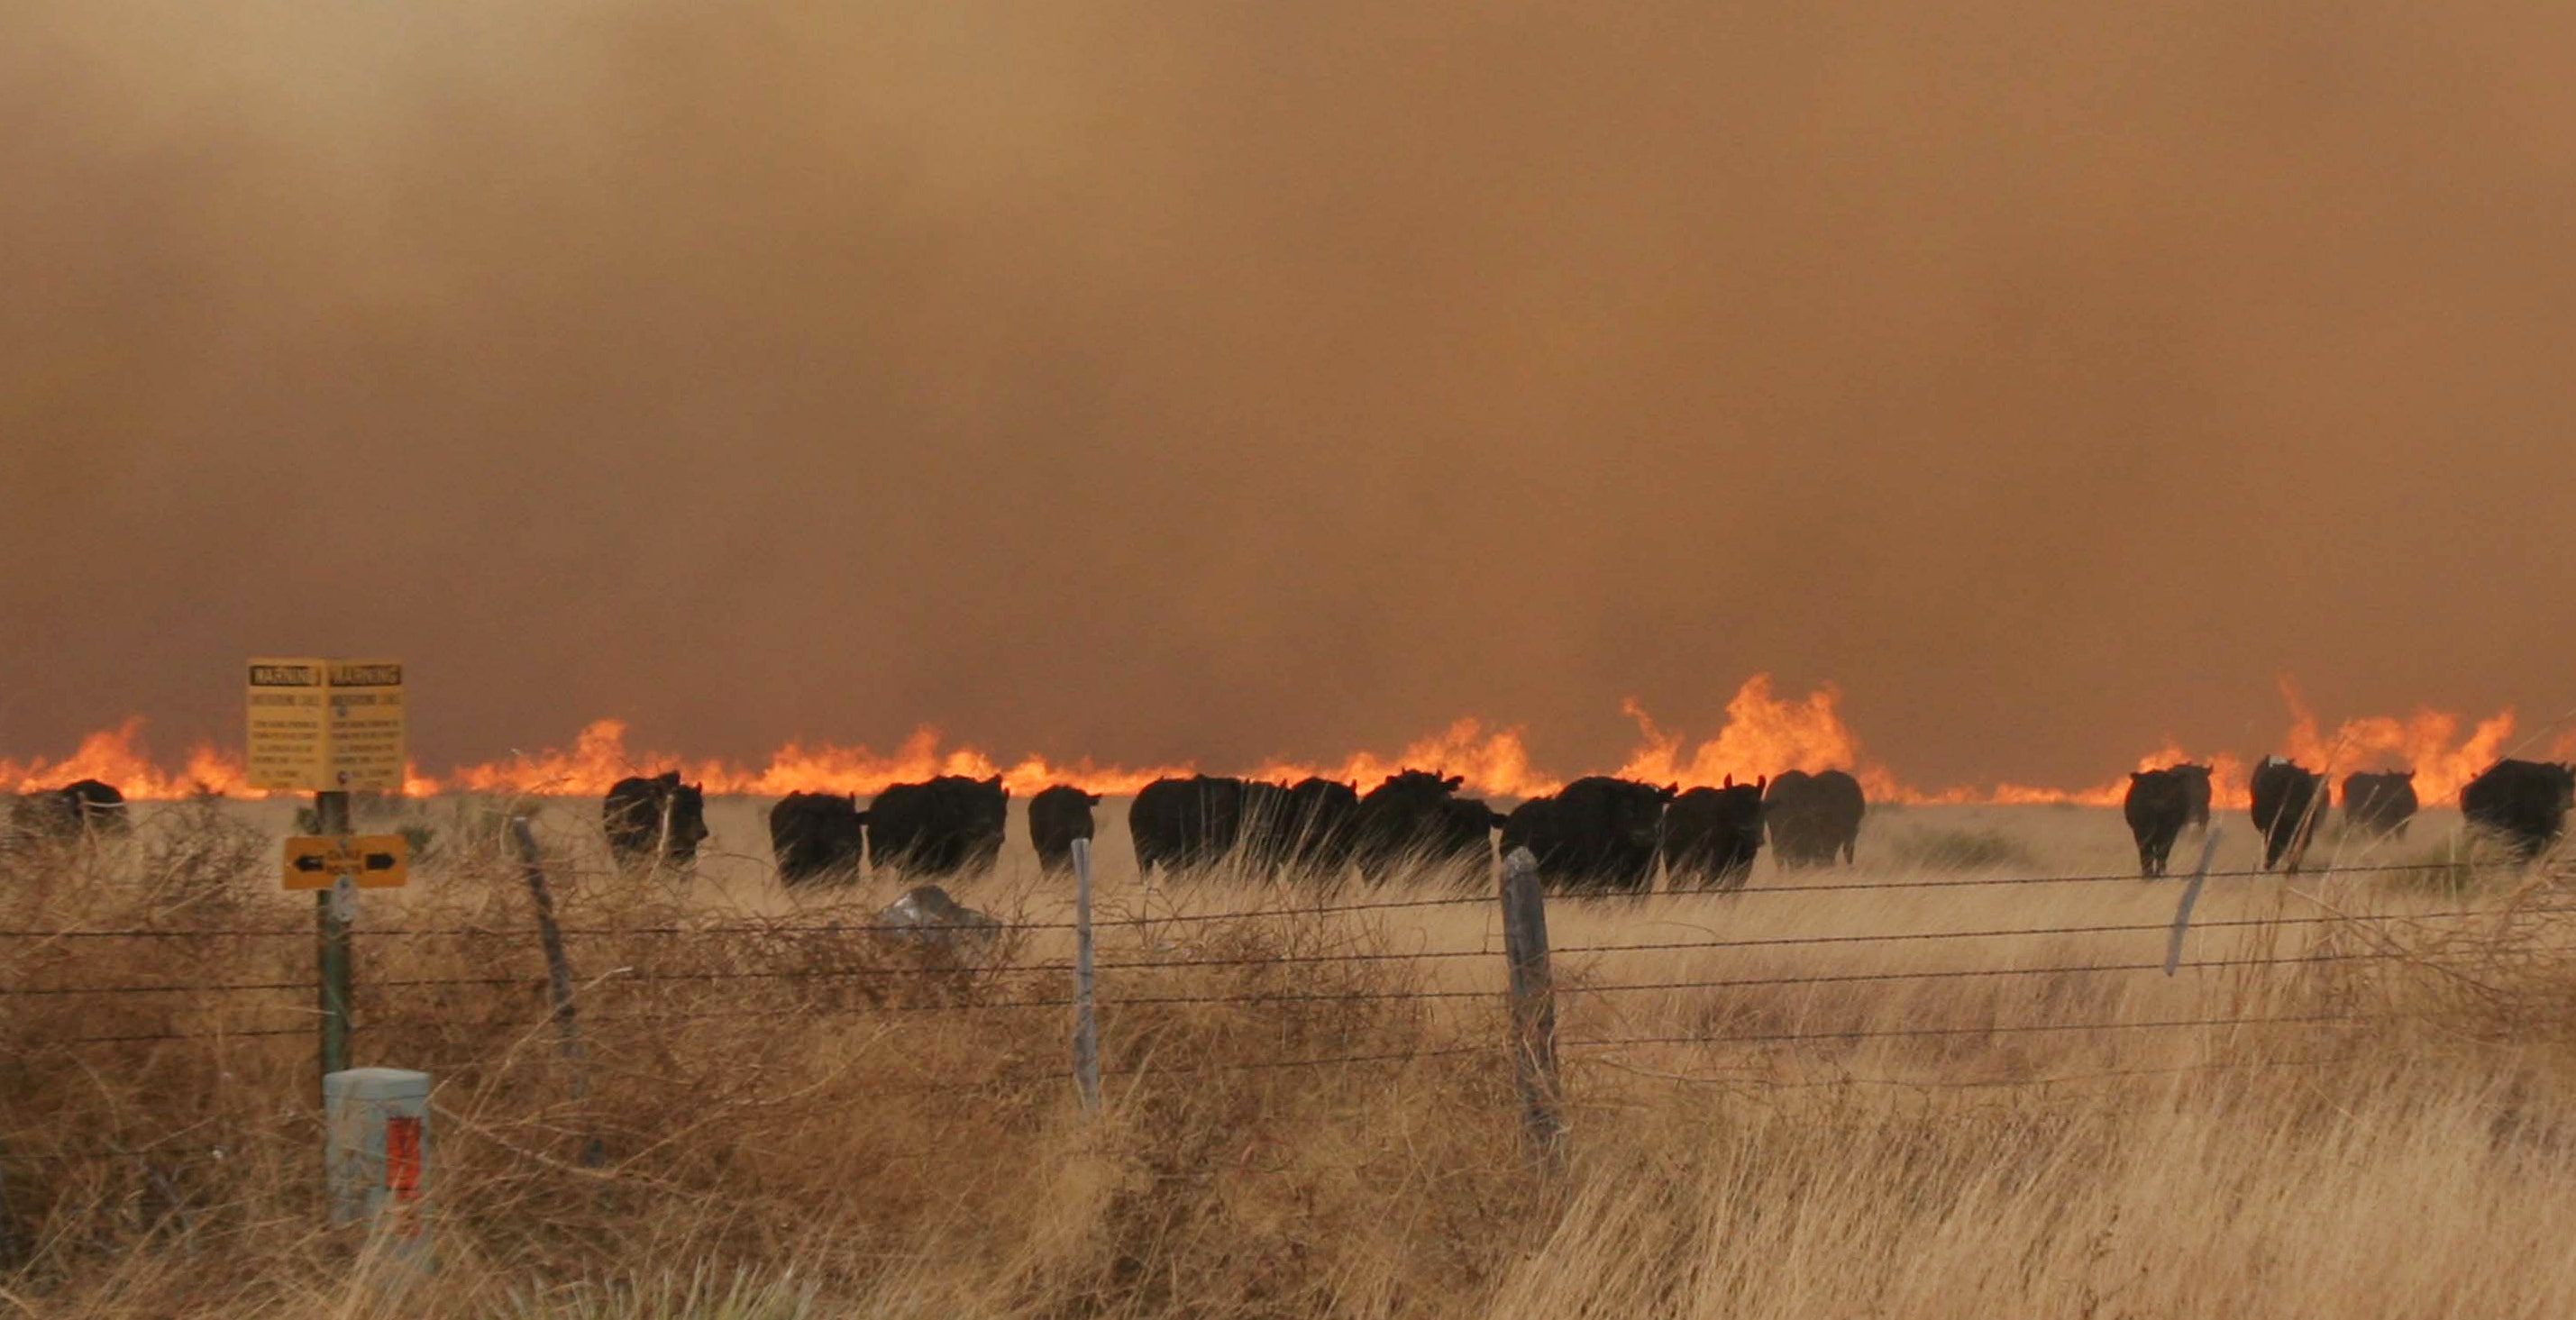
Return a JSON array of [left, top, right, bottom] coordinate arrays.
[[5, 1, 2573, 787]]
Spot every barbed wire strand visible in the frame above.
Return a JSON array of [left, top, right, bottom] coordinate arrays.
[[1550, 905, 2576, 956], [22, 1026, 315, 1047], [1573, 1053, 2357, 1092], [14, 909, 2548, 1002], [1553, 950, 2417, 999], [0, 857, 2507, 942], [1561, 1011, 2381, 1049]]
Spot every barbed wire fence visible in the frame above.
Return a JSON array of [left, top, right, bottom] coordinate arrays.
[[0, 841, 2568, 1180]]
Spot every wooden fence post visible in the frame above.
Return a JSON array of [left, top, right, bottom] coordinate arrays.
[[1500, 847, 1565, 1161], [510, 816, 604, 1167], [1071, 838, 1102, 1114], [315, 789, 353, 1086]]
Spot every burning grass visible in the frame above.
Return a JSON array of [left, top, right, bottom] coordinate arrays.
[[0, 800, 2571, 1316]]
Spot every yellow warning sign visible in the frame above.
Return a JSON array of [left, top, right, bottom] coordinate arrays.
[[283, 834, 411, 890], [245, 657, 406, 793], [325, 659, 406, 792], [247, 658, 330, 791]]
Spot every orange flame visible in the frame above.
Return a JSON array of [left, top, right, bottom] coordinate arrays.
[[1246, 718, 1559, 800], [0, 718, 248, 800], [1983, 749, 2254, 810], [1611, 677, 1870, 789], [425, 719, 1198, 800], [0, 676, 2543, 807], [2274, 678, 2517, 806]]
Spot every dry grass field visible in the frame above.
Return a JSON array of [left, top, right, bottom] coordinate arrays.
[[2, 794, 2571, 1317]]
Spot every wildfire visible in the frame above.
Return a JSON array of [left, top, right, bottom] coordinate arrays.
[[1612, 678, 1877, 793], [1246, 718, 1560, 801], [2, 678, 2552, 809], [0, 718, 251, 800], [2274, 678, 2517, 807], [429, 719, 1197, 800], [1984, 747, 2252, 812]]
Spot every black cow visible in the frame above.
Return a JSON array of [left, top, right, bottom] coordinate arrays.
[[1439, 796, 1509, 874], [1350, 770, 1501, 885], [768, 791, 866, 887], [2123, 769, 2191, 878], [868, 775, 1008, 878], [1028, 785, 1101, 876], [1661, 777, 1767, 891], [1238, 780, 1294, 869], [603, 772, 710, 869], [63, 778, 129, 833], [1274, 777, 1361, 878], [1503, 776, 1676, 893], [2461, 760, 2575, 862], [1765, 769, 1865, 867], [2248, 758, 2323, 871], [2341, 771, 2419, 841], [2170, 763, 2215, 831], [1130, 776, 1249, 879], [9, 778, 130, 843]]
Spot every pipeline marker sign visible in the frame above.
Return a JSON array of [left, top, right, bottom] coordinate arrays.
[[246, 658, 330, 790], [284, 834, 411, 890], [245, 657, 406, 792], [325, 659, 406, 791]]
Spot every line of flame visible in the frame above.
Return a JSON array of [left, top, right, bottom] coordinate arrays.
[[0, 677, 2553, 808]]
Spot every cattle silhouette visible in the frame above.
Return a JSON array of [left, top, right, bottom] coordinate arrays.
[[603, 772, 709, 870], [1765, 769, 1865, 867], [2340, 771, 2419, 841], [2124, 769, 2191, 878], [1661, 778, 1766, 890], [2248, 758, 2323, 871], [769, 791, 865, 886], [1503, 776, 1676, 894], [869, 776, 1008, 879], [1349, 770, 1501, 885], [2462, 760, 2574, 861], [1028, 785, 1101, 876]]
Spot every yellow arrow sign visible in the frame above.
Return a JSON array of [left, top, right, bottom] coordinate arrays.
[[283, 835, 411, 890]]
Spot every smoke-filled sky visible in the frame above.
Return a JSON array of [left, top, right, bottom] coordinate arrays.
[[5, 1, 2573, 788]]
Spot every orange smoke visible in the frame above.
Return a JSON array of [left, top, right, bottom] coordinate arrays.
[[0, 677, 2544, 807]]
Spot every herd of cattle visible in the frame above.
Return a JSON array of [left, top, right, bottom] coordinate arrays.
[[3, 756, 2566, 890], [600, 767, 1861, 893], [610, 755, 2570, 888], [2123, 758, 2575, 875]]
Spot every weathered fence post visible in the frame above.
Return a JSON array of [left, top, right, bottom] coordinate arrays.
[[1499, 847, 1565, 1160], [315, 789, 354, 1085], [1071, 838, 1103, 1114], [510, 816, 604, 1168], [324, 1066, 434, 1273]]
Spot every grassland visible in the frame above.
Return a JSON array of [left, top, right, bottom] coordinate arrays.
[[0, 795, 2569, 1317]]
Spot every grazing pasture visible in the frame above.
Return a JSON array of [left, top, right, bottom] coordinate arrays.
[[0, 794, 2570, 1318]]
